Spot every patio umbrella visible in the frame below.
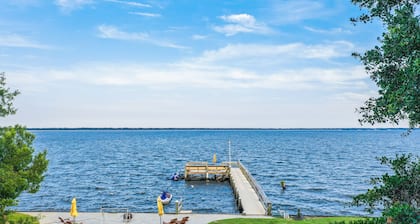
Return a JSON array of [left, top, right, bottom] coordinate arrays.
[[212, 153, 217, 163], [70, 198, 78, 222], [157, 197, 164, 224]]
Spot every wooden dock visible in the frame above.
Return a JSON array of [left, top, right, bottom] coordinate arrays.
[[184, 162, 229, 181], [184, 161, 272, 216]]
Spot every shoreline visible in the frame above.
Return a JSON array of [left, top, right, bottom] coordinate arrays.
[[27, 127, 414, 131], [22, 212, 271, 224]]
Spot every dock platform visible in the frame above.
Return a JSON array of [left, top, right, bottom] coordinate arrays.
[[184, 162, 229, 181], [184, 161, 272, 216]]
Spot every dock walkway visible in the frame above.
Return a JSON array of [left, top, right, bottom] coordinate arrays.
[[229, 167, 266, 215]]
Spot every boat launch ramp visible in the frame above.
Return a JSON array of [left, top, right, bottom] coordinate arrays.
[[184, 161, 272, 216]]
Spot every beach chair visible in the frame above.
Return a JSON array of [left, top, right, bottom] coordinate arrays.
[[176, 216, 189, 224], [163, 218, 178, 224], [58, 217, 72, 224], [58, 217, 83, 224]]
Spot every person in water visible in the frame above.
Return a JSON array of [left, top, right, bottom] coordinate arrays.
[[171, 172, 179, 181], [161, 191, 167, 199], [161, 191, 171, 200]]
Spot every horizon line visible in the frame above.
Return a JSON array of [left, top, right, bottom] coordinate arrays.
[[26, 127, 413, 131]]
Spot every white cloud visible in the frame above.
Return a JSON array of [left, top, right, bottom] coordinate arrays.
[[213, 13, 271, 36], [11, 62, 367, 92], [221, 14, 256, 25], [129, 12, 161, 17], [98, 25, 148, 40], [0, 33, 50, 49], [192, 35, 207, 40], [197, 41, 354, 63], [304, 26, 352, 34], [6, 41, 363, 91], [333, 91, 377, 102], [55, 0, 93, 12], [97, 25, 187, 49], [6, 40, 372, 128], [55, 0, 151, 12], [9, 41, 365, 91], [271, 1, 332, 23], [105, 0, 151, 8]]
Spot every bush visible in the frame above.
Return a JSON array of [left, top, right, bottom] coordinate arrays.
[[329, 217, 386, 224], [383, 203, 419, 224], [9, 217, 38, 224], [0, 212, 39, 224]]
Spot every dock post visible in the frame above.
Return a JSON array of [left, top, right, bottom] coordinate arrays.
[[205, 163, 209, 180], [184, 169, 188, 181], [175, 200, 182, 214], [266, 203, 272, 216]]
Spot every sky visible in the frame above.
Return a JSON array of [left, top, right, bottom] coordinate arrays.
[[0, 0, 405, 128]]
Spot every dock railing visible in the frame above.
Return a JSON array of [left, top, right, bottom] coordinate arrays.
[[236, 161, 272, 216]]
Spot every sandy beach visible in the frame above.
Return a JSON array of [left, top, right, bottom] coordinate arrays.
[[22, 212, 271, 224]]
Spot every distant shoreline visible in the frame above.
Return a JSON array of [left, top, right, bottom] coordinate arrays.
[[27, 127, 413, 131]]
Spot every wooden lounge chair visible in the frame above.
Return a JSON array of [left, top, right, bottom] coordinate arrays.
[[163, 218, 178, 224], [58, 217, 72, 224], [176, 216, 189, 224], [58, 217, 84, 224]]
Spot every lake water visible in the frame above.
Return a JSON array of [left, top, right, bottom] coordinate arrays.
[[15, 129, 419, 216]]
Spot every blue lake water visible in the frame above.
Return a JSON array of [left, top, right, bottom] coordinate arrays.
[[15, 129, 419, 216]]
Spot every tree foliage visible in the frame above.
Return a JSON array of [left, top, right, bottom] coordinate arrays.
[[0, 126, 48, 213], [351, 0, 420, 129], [352, 154, 419, 215], [383, 203, 419, 224], [0, 72, 20, 117], [0, 73, 48, 217]]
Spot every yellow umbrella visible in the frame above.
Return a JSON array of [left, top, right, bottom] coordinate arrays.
[[70, 198, 78, 220], [157, 197, 164, 224], [212, 153, 217, 163], [157, 197, 164, 216]]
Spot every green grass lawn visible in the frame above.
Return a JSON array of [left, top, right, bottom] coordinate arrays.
[[209, 217, 362, 224], [6, 212, 40, 224]]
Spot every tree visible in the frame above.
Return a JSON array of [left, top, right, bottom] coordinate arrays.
[[351, 2, 419, 222], [0, 73, 20, 117], [351, 0, 420, 130], [352, 154, 419, 211], [0, 73, 48, 219]]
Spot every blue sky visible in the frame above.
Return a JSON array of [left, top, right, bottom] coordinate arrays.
[[0, 0, 404, 128]]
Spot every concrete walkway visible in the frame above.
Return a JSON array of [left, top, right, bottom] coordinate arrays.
[[23, 212, 272, 224]]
